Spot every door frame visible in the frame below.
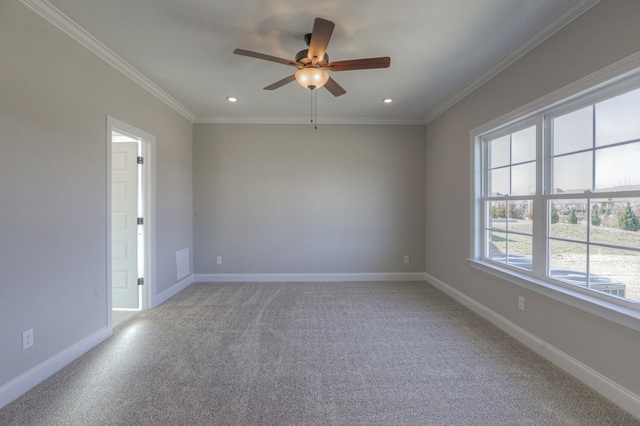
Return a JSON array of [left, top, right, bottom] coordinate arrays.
[[106, 116, 156, 333]]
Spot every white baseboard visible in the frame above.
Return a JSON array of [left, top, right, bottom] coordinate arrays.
[[0, 273, 196, 409], [151, 274, 195, 308], [4, 272, 637, 419], [153, 274, 194, 307], [194, 272, 425, 283], [423, 272, 640, 420], [0, 326, 110, 409]]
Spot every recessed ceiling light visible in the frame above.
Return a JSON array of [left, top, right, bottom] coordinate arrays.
[[383, 98, 393, 104], [227, 96, 238, 102]]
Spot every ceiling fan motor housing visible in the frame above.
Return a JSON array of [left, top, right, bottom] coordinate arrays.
[[295, 49, 329, 66]]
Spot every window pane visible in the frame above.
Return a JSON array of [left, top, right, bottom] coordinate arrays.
[[553, 152, 592, 193], [488, 231, 532, 270], [553, 106, 593, 155], [549, 199, 587, 241], [489, 201, 507, 230], [595, 142, 640, 191], [489, 135, 510, 168], [511, 126, 536, 164], [509, 200, 533, 234], [489, 231, 507, 260], [549, 240, 587, 284], [490, 167, 510, 196], [590, 246, 640, 302], [507, 234, 532, 271], [511, 162, 536, 196], [590, 198, 640, 249], [596, 87, 640, 147]]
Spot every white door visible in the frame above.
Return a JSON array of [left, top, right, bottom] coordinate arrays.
[[112, 142, 139, 309]]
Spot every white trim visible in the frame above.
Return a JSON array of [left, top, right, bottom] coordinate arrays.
[[19, 0, 421, 126], [0, 327, 110, 409], [107, 117, 157, 325], [193, 116, 426, 126], [468, 260, 640, 332], [471, 50, 640, 137], [142, 139, 157, 311], [19, 0, 601, 127], [194, 272, 425, 283], [423, 272, 640, 420], [467, 53, 640, 333], [154, 274, 195, 307], [425, 0, 601, 124], [106, 120, 113, 329], [20, 0, 196, 122]]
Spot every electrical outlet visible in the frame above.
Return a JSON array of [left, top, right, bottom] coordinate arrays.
[[216, 256, 222, 265], [403, 255, 410, 264], [518, 296, 525, 311], [22, 329, 34, 350]]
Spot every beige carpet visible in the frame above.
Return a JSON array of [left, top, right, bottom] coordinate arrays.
[[1, 281, 638, 425]]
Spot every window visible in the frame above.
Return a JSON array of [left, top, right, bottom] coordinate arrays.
[[473, 76, 640, 318], [484, 125, 536, 271]]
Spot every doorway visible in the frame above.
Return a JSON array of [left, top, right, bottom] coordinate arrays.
[[107, 117, 155, 330]]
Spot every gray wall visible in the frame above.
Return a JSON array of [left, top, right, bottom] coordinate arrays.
[[425, 0, 640, 397], [194, 124, 425, 274], [0, 1, 193, 387]]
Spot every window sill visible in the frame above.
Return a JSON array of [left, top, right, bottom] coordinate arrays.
[[468, 259, 640, 332]]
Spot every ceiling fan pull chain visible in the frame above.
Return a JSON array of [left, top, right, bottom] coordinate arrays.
[[314, 89, 318, 130]]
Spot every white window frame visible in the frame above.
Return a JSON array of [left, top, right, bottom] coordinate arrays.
[[480, 119, 541, 273], [470, 53, 640, 331]]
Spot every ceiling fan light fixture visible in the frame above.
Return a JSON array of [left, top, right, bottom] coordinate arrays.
[[295, 68, 329, 90]]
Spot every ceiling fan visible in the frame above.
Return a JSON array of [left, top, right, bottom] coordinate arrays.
[[233, 17, 390, 97]]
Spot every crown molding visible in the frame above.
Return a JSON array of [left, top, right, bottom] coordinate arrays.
[[470, 50, 640, 137], [19, 0, 422, 127], [194, 116, 426, 125], [20, 0, 196, 122], [23, 0, 598, 127], [424, 0, 601, 124]]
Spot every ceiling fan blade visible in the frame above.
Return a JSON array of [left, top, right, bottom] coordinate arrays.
[[324, 77, 346, 97], [307, 18, 334, 63], [233, 48, 298, 67], [264, 74, 297, 90], [327, 57, 391, 72]]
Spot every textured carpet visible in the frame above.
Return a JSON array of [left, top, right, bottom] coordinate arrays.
[[1, 281, 638, 425]]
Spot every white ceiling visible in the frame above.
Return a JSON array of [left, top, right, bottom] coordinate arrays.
[[38, 0, 596, 124]]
